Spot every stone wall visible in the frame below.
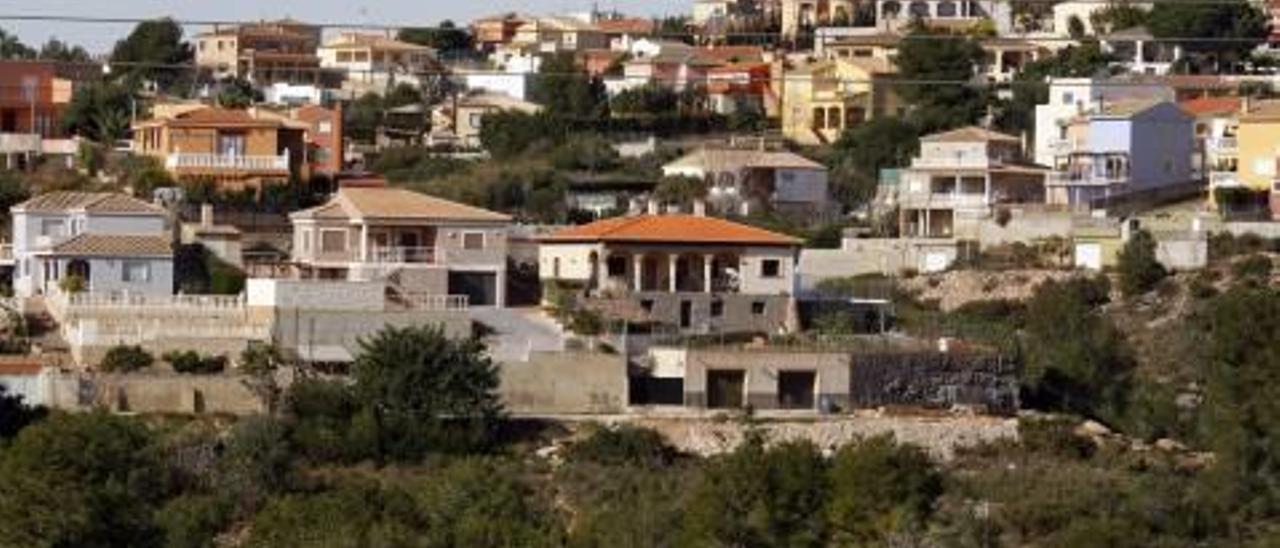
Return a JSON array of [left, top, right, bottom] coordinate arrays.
[[500, 351, 629, 414], [629, 292, 795, 334], [849, 352, 1020, 414]]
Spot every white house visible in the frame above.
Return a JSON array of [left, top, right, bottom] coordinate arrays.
[[662, 148, 834, 222], [1033, 77, 1175, 166], [11, 192, 173, 298]]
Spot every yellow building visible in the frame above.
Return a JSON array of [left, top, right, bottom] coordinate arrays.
[[1234, 100, 1280, 218], [133, 105, 309, 190], [781, 57, 899, 146]]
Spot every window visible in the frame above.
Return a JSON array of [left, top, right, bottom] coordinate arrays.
[[469, 113, 483, 129], [40, 219, 65, 237], [640, 299, 655, 312], [462, 232, 485, 250], [354, 51, 369, 62], [318, 121, 332, 134], [1061, 91, 1074, 105], [751, 301, 766, 315], [337, 51, 353, 63], [122, 261, 151, 283], [300, 228, 312, 253], [320, 229, 347, 252], [760, 259, 781, 278], [606, 256, 627, 277], [710, 300, 724, 317]]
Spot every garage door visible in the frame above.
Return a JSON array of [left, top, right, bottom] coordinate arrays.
[[448, 272, 498, 306], [1075, 243, 1103, 271], [923, 252, 951, 273]]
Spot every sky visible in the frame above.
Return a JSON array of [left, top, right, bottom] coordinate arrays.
[[1, 0, 689, 54]]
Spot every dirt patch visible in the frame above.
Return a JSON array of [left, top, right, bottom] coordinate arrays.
[[901, 269, 1083, 312]]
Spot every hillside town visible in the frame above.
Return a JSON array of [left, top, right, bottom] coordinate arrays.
[[2, 1, 1280, 545]]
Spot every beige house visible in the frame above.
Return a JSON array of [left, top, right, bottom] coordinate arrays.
[[433, 92, 542, 149], [512, 16, 609, 53], [132, 105, 309, 189], [781, 57, 900, 145], [290, 186, 512, 307], [539, 213, 802, 334], [781, 0, 860, 39], [319, 33, 436, 96], [194, 19, 321, 83], [897, 126, 1047, 238]]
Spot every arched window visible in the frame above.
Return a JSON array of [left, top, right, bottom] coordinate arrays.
[[909, 1, 930, 17], [936, 1, 957, 17], [812, 107, 826, 130], [882, 0, 902, 18], [827, 107, 843, 130]]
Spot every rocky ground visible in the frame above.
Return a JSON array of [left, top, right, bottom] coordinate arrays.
[[900, 269, 1083, 312]]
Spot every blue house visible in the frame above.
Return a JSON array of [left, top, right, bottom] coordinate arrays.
[[1045, 99, 1195, 206]]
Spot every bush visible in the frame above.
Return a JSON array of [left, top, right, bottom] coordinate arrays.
[[58, 274, 86, 294], [163, 351, 228, 375], [1117, 230, 1167, 297], [1232, 254, 1273, 282], [564, 425, 677, 468], [99, 345, 154, 372]]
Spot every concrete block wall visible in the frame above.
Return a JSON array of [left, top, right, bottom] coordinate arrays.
[[499, 351, 628, 414], [46, 372, 266, 415], [682, 350, 852, 411]]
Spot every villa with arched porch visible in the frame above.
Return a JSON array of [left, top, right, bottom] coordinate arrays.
[[540, 214, 802, 334]]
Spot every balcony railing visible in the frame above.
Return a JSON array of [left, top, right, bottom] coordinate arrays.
[[1209, 171, 1242, 188], [166, 153, 289, 172], [367, 246, 439, 264], [0, 133, 41, 154], [1207, 137, 1237, 154], [910, 156, 1001, 169], [1046, 171, 1130, 186]]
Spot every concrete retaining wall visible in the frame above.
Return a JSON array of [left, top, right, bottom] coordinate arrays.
[[682, 349, 852, 410], [46, 372, 266, 415], [500, 351, 629, 414]]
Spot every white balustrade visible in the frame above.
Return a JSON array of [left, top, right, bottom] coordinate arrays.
[[165, 153, 289, 171]]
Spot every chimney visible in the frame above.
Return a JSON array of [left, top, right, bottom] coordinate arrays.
[[200, 203, 214, 228], [646, 198, 660, 215], [693, 198, 707, 217]]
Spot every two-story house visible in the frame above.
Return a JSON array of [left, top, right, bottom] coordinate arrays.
[[1046, 99, 1194, 206], [1179, 97, 1242, 211], [431, 92, 542, 149], [1233, 99, 1280, 220], [782, 57, 900, 145], [11, 192, 172, 298], [1100, 26, 1182, 76], [132, 105, 309, 190], [319, 33, 437, 97], [289, 185, 512, 307], [661, 148, 834, 223], [897, 126, 1047, 238], [1033, 77, 1175, 167], [539, 212, 802, 334], [511, 16, 609, 54], [0, 61, 75, 170], [470, 13, 532, 52], [872, 0, 1012, 34], [194, 19, 322, 84]]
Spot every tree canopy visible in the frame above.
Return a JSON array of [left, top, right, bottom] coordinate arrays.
[[894, 28, 988, 133], [109, 18, 193, 92]]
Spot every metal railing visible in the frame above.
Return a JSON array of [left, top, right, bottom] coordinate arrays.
[[165, 153, 289, 171], [1045, 171, 1129, 186], [396, 292, 471, 311], [1207, 137, 1238, 154], [367, 246, 440, 264], [66, 318, 269, 347], [1209, 171, 1241, 188]]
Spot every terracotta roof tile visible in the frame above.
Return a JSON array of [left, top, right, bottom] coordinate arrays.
[[595, 18, 655, 35], [15, 192, 163, 214], [50, 234, 173, 257], [1180, 96, 1242, 117], [0, 358, 42, 376], [544, 215, 802, 246], [665, 148, 827, 171], [921, 126, 1021, 144]]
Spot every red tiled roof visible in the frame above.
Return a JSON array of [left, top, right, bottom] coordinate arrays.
[[1179, 96, 1242, 116], [0, 359, 43, 376], [595, 18, 655, 35], [544, 215, 802, 246]]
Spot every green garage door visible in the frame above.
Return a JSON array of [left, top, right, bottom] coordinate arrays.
[[448, 271, 498, 306]]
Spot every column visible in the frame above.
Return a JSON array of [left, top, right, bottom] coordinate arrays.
[[596, 251, 610, 291], [703, 254, 714, 293], [668, 253, 678, 293], [984, 173, 992, 206], [495, 269, 507, 308], [633, 253, 644, 292], [359, 223, 369, 262]]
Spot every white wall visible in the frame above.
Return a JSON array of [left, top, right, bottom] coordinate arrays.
[[463, 73, 530, 101], [774, 168, 829, 204], [83, 256, 174, 296], [247, 278, 385, 311], [538, 243, 600, 282], [738, 246, 797, 295]]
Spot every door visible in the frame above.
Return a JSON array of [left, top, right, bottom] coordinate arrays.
[[217, 132, 246, 156], [448, 271, 498, 307], [1, 109, 16, 132], [1075, 243, 1103, 271], [679, 300, 692, 329], [706, 370, 745, 409], [777, 371, 817, 410]]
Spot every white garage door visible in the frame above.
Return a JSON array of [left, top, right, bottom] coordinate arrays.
[[923, 252, 951, 273], [1075, 243, 1103, 271]]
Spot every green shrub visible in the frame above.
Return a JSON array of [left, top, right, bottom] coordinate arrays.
[[99, 345, 153, 372], [58, 274, 86, 294], [163, 351, 228, 375], [1117, 230, 1167, 297], [564, 425, 677, 468], [1232, 254, 1273, 282]]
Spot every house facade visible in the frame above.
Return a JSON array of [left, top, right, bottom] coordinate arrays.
[[0, 61, 75, 170], [1179, 97, 1243, 212], [539, 214, 802, 334], [1100, 26, 1182, 76], [291, 104, 344, 178], [11, 192, 173, 298], [661, 148, 834, 222], [319, 33, 437, 97], [434, 92, 542, 149], [194, 19, 322, 83], [289, 186, 512, 307], [897, 127, 1047, 238], [1046, 100, 1195, 206], [1234, 100, 1280, 219], [782, 57, 899, 145], [1033, 77, 1175, 166], [133, 106, 309, 189], [511, 16, 609, 54]]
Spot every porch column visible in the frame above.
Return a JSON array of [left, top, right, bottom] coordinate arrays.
[[953, 174, 961, 200], [596, 250, 610, 291], [703, 254, 714, 293], [633, 253, 644, 291], [984, 173, 992, 206], [359, 223, 369, 262], [668, 253, 678, 293]]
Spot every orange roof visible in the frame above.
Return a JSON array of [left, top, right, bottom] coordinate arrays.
[[1179, 96, 1241, 117], [544, 215, 802, 246], [595, 18, 655, 35], [0, 359, 42, 376]]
